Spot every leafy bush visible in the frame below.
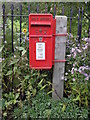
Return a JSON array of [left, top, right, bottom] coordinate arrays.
[[64, 36, 89, 107], [2, 91, 20, 119], [13, 91, 88, 119]]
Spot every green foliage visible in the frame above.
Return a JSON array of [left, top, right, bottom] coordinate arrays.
[[2, 18, 53, 119], [13, 91, 88, 119], [65, 36, 89, 107], [2, 91, 20, 119]]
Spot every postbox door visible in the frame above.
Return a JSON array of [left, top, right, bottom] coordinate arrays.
[[29, 14, 53, 69]]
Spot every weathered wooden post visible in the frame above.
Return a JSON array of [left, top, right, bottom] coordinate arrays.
[[52, 16, 67, 99]]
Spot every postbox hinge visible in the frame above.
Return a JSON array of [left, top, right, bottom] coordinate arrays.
[[53, 33, 67, 36], [52, 60, 66, 62]]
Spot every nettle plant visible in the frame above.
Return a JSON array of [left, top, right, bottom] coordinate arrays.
[[2, 40, 52, 94], [65, 35, 89, 107], [1, 19, 53, 118]]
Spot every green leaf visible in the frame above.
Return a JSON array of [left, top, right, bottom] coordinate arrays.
[[0, 45, 4, 52], [28, 84, 33, 90], [73, 95, 80, 102], [9, 59, 19, 66], [41, 74, 47, 77], [62, 104, 66, 112], [72, 87, 80, 94], [32, 89, 36, 96], [38, 79, 44, 87], [47, 81, 52, 85], [15, 93, 20, 99], [14, 66, 17, 74], [3, 112, 7, 117], [6, 70, 13, 76], [22, 50, 26, 56], [47, 90, 54, 95], [24, 75, 30, 80], [85, 96, 88, 106], [13, 99, 17, 104], [40, 84, 47, 91], [45, 109, 51, 117], [17, 47, 25, 51]]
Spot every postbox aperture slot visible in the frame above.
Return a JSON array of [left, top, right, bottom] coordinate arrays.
[[31, 22, 51, 26]]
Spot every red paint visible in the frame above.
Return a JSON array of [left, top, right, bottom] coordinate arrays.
[[29, 14, 55, 69], [52, 60, 66, 62], [53, 33, 67, 36], [52, 19, 56, 65]]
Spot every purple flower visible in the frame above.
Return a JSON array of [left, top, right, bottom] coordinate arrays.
[[71, 67, 74, 74], [26, 37, 29, 41], [71, 48, 75, 53], [79, 66, 85, 71], [14, 55, 16, 58], [81, 72, 88, 77], [73, 78, 75, 81], [2, 58, 5, 61], [79, 69, 82, 73], [73, 64, 75, 67], [23, 39, 25, 43], [73, 51, 77, 58], [65, 77, 67, 81], [69, 33, 73, 38], [85, 77, 89, 81], [77, 49, 82, 53], [84, 38, 88, 41], [85, 67, 90, 70], [82, 43, 88, 50]]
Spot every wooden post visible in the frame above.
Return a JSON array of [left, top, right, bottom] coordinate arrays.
[[52, 16, 67, 99]]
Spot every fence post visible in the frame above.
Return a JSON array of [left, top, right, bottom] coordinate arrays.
[[11, 4, 14, 53], [45, 3, 48, 13], [69, 8, 73, 35], [77, 7, 80, 37], [89, 17, 90, 38], [0, 2, 2, 120], [79, 7, 83, 41], [11, 4, 14, 90], [52, 16, 67, 99], [80, 7, 83, 39], [36, 3, 39, 13], [62, 6, 64, 15], [20, 4, 22, 45], [2, 4, 5, 42]]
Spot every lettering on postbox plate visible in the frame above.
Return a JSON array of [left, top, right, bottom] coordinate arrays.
[[36, 42, 45, 60]]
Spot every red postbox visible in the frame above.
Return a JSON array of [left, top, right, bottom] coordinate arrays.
[[29, 14, 56, 69]]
